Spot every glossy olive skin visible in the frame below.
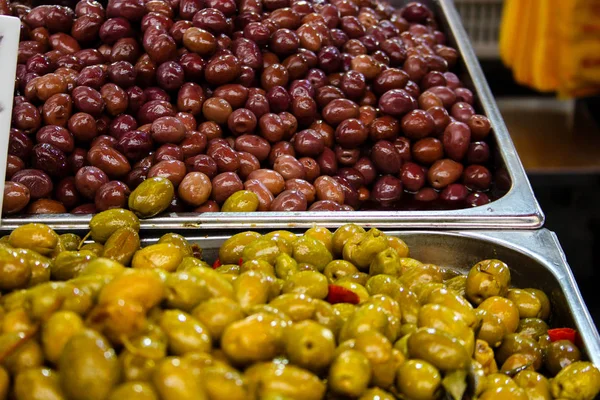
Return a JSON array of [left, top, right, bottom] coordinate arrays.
[[465, 259, 511, 305]]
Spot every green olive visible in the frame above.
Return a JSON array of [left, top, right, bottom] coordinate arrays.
[[59, 329, 120, 400], [0, 247, 32, 291], [263, 230, 298, 244], [465, 259, 511, 305], [359, 388, 396, 400], [478, 296, 520, 334], [332, 224, 366, 257], [242, 237, 286, 265], [79, 257, 125, 277], [496, 333, 543, 370], [98, 269, 165, 310], [102, 227, 140, 266], [396, 359, 442, 400], [119, 325, 167, 382], [284, 320, 335, 372], [369, 247, 402, 276], [507, 288, 542, 319], [282, 270, 328, 299], [474, 338, 499, 374], [132, 243, 184, 272], [9, 223, 59, 255], [479, 384, 529, 400], [234, 270, 276, 311], [399, 263, 443, 292], [328, 349, 371, 397], [517, 318, 549, 341], [312, 299, 343, 337], [366, 275, 419, 324], [200, 365, 248, 400], [221, 313, 287, 366], [544, 339, 581, 376], [51, 250, 97, 280], [387, 236, 409, 257], [240, 259, 275, 275], [476, 308, 507, 348], [152, 357, 207, 400], [550, 361, 600, 400], [14, 367, 65, 400], [191, 297, 244, 341], [354, 329, 392, 365], [339, 303, 394, 342], [159, 310, 212, 355], [89, 209, 140, 243], [79, 242, 104, 256], [158, 233, 194, 257], [3, 338, 44, 375], [219, 231, 262, 265], [525, 289, 551, 320], [324, 260, 358, 283], [177, 256, 212, 271], [274, 253, 299, 280], [342, 228, 388, 270], [364, 294, 402, 320], [415, 282, 446, 304], [221, 190, 259, 212], [42, 311, 85, 365], [417, 303, 475, 355], [407, 327, 470, 371], [397, 257, 423, 274], [269, 293, 315, 322], [59, 233, 81, 251], [513, 370, 551, 400], [129, 177, 174, 218], [425, 287, 477, 327], [14, 249, 51, 287], [292, 235, 333, 272], [108, 382, 159, 400], [304, 226, 333, 254], [444, 275, 467, 296], [245, 362, 325, 400], [165, 268, 234, 311]]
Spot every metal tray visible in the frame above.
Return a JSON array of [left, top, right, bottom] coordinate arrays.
[[142, 228, 600, 366], [0, 0, 544, 231]]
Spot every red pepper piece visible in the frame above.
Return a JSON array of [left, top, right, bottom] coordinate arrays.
[[548, 328, 580, 345], [327, 284, 360, 305], [239, 258, 244, 266], [212, 259, 221, 269]]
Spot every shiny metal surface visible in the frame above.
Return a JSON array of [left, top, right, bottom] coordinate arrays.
[[141, 229, 600, 366], [0, 0, 543, 231]]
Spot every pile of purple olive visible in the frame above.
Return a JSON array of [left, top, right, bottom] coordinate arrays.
[[4, 0, 500, 216]]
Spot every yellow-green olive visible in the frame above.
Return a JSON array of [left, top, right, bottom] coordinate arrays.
[[465, 259, 511, 305], [9, 224, 59, 255], [221, 190, 259, 212], [132, 243, 184, 272], [89, 209, 140, 243], [219, 232, 262, 265], [59, 329, 120, 400], [328, 350, 371, 397], [129, 177, 174, 218]]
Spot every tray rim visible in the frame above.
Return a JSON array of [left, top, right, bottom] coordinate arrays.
[[0, 0, 544, 230]]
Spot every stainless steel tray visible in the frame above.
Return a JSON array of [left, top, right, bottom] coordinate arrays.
[[0, 0, 543, 231], [142, 228, 600, 366]]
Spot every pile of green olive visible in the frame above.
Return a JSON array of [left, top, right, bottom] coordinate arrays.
[[0, 208, 598, 400]]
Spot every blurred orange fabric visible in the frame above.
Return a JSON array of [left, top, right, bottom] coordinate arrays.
[[499, 0, 600, 97]]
